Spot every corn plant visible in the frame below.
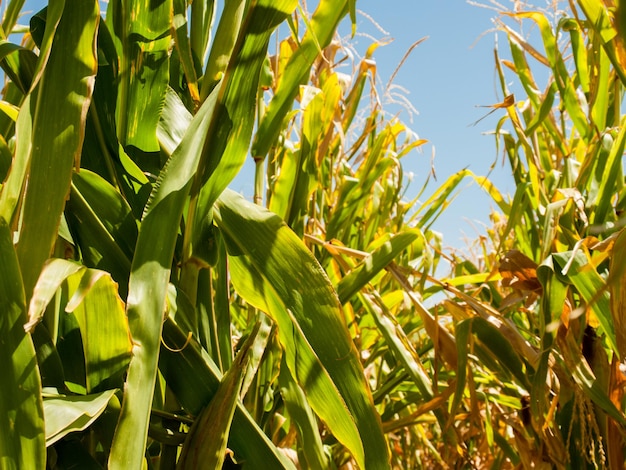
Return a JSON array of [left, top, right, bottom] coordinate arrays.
[[8, 0, 626, 468], [0, 0, 403, 468], [416, 1, 626, 468]]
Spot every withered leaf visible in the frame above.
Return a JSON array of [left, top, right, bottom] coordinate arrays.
[[499, 250, 543, 293]]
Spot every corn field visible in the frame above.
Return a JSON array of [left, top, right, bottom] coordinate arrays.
[[1, 0, 626, 469]]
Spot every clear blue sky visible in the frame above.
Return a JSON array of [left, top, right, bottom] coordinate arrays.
[[355, 2, 519, 245]]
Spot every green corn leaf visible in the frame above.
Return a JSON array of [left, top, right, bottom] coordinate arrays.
[[534, 258, 567, 419], [553, 250, 617, 354], [348, 0, 356, 37], [158, 86, 193, 157], [239, 313, 274, 398], [198, 237, 233, 371], [0, 220, 45, 470], [518, 12, 591, 140], [450, 319, 472, 423], [214, 189, 390, 469], [200, 0, 246, 99], [13, 0, 99, 301], [590, 116, 626, 226], [590, 42, 611, 131], [0, 134, 12, 181], [252, 0, 349, 158], [160, 317, 296, 470], [413, 169, 471, 231], [268, 145, 301, 221], [360, 291, 435, 402], [44, 389, 117, 446], [472, 317, 531, 391], [28, 2, 65, 91], [188, 0, 297, 265], [24, 259, 82, 334], [1, 0, 27, 36], [326, 129, 400, 241], [337, 229, 421, 303], [108, 77, 220, 470], [342, 46, 378, 132], [577, 0, 626, 87], [217, 207, 364, 467], [108, 0, 171, 154], [0, 40, 37, 94], [67, 170, 137, 292], [65, 271, 130, 393], [172, 0, 200, 103], [0, 99, 18, 122], [564, 18, 590, 94], [189, 0, 214, 78], [278, 358, 331, 470], [0, 92, 32, 224], [109, 2, 296, 467], [610, 228, 626, 360], [26, 258, 131, 393], [177, 321, 260, 470]]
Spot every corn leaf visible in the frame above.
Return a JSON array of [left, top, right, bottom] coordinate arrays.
[[67, 170, 137, 292], [177, 321, 259, 470], [0, 220, 45, 470], [252, 0, 349, 158], [1, 0, 27, 36], [44, 390, 117, 446], [610, 228, 626, 360], [14, 0, 98, 300], [188, 0, 297, 265], [65, 271, 130, 393], [337, 230, 421, 303], [553, 250, 617, 354], [215, 189, 390, 469], [25, 259, 83, 333], [108, 0, 171, 154], [200, 0, 246, 98], [160, 317, 296, 469], [109, 2, 296, 467], [278, 359, 331, 470]]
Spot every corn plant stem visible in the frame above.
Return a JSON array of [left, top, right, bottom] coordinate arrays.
[[253, 158, 264, 205]]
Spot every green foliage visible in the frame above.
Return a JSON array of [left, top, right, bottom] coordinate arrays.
[[0, 0, 396, 468], [5, 0, 626, 468]]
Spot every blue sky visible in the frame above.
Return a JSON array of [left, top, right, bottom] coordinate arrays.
[[354, 2, 519, 245]]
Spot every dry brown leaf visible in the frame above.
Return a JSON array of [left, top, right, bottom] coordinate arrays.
[[499, 250, 543, 294]]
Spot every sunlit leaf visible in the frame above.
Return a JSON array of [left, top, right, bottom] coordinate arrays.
[[110, 2, 296, 467], [44, 390, 117, 446], [215, 189, 390, 469], [0, 220, 45, 469], [109, 0, 171, 154], [14, 0, 99, 300]]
